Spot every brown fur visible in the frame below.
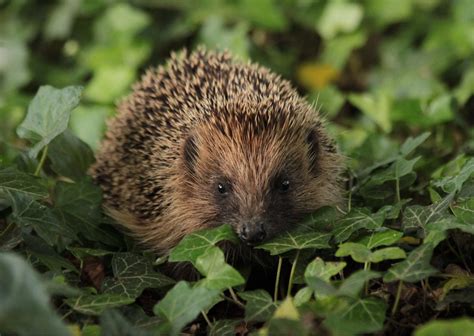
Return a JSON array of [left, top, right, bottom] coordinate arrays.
[[90, 48, 343, 254]]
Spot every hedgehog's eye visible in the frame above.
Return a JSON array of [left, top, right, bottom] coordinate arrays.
[[280, 179, 290, 192], [217, 183, 228, 194], [279, 179, 290, 193]]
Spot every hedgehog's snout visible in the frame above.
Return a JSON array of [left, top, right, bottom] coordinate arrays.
[[238, 219, 267, 246]]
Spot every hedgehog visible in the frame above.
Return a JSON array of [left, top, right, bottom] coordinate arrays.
[[90, 48, 343, 255]]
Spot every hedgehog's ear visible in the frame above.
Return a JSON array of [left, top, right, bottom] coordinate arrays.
[[306, 129, 320, 173], [183, 134, 198, 173]]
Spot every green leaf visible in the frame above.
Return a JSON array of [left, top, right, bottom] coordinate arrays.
[[304, 257, 347, 282], [256, 230, 331, 255], [348, 91, 391, 132], [16, 85, 83, 158], [153, 281, 220, 336], [368, 247, 406, 263], [47, 129, 95, 181], [239, 0, 287, 31], [65, 293, 135, 316], [333, 208, 385, 243], [239, 290, 277, 322], [208, 319, 239, 336], [433, 158, 474, 193], [0, 253, 71, 336], [336, 243, 406, 264], [452, 198, 474, 224], [323, 297, 387, 335], [169, 224, 238, 265], [103, 253, 174, 299], [294, 286, 313, 307], [0, 167, 48, 200], [399, 132, 431, 156], [384, 242, 440, 283], [414, 318, 474, 336], [195, 247, 245, 290], [99, 309, 153, 336], [337, 270, 380, 298], [54, 180, 122, 246], [335, 243, 371, 263], [357, 228, 404, 249], [317, 1, 364, 39], [7, 191, 78, 245]]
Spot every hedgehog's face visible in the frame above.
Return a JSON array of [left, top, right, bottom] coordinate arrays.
[[180, 117, 340, 246]]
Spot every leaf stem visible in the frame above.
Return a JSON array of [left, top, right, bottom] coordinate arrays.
[[34, 145, 49, 176], [287, 250, 301, 297], [395, 177, 401, 203], [201, 310, 212, 327], [391, 280, 403, 316], [228, 287, 243, 306], [274, 256, 283, 301]]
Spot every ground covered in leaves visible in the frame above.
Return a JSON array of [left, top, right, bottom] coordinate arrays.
[[1, 1, 474, 335]]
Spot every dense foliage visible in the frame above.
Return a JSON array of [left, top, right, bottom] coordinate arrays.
[[1, 0, 474, 335]]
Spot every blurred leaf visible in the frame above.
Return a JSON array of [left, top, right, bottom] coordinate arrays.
[[153, 281, 220, 336], [208, 319, 239, 336], [323, 297, 387, 335], [239, 0, 287, 31], [198, 16, 249, 59], [294, 286, 313, 307], [16, 85, 83, 158], [348, 92, 391, 132], [99, 309, 153, 336], [44, 0, 81, 40], [365, 0, 414, 26], [239, 290, 277, 322], [321, 31, 367, 69], [455, 68, 474, 105], [337, 270, 380, 298], [452, 198, 474, 225], [195, 247, 245, 290], [414, 318, 474, 336], [317, 1, 363, 39], [433, 158, 474, 194], [304, 257, 346, 282], [169, 224, 238, 265], [297, 63, 339, 90], [0, 253, 71, 336]]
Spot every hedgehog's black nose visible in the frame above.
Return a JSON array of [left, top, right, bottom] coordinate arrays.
[[239, 223, 266, 245]]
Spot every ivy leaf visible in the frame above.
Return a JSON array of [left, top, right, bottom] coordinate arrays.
[[153, 281, 220, 336], [333, 208, 385, 243], [451, 197, 474, 225], [356, 229, 404, 249], [47, 129, 95, 181], [267, 296, 305, 335], [403, 194, 454, 234], [256, 231, 331, 255], [99, 309, 153, 336], [384, 242, 440, 283], [103, 253, 174, 299], [414, 318, 474, 336], [369, 247, 406, 263], [54, 180, 122, 246], [195, 247, 245, 290], [0, 253, 71, 336], [399, 132, 431, 156], [16, 85, 83, 158], [208, 319, 239, 336], [323, 297, 387, 335], [336, 243, 406, 264], [433, 158, 474, 193], [337, 270, 380, 298], [0, 167, 48, 200], [169, 225, 238, 265], [304, 257, 347, 282], [239, 290, 277, 322], [6, 191, 78, 246], [336, 243, 371, 263], [65, 293, 135, 316]]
